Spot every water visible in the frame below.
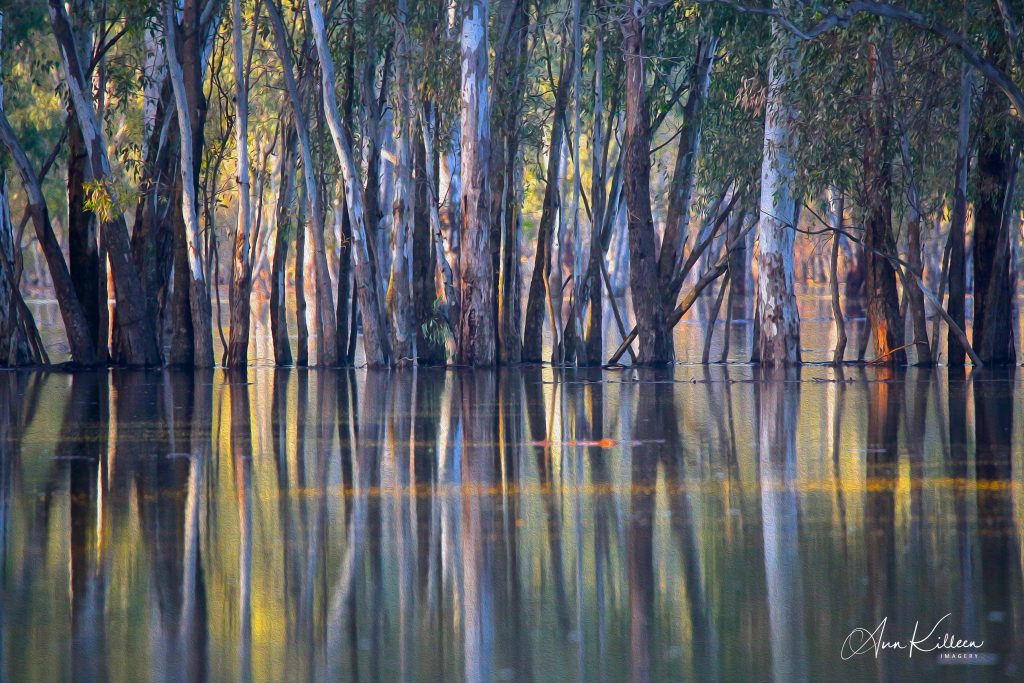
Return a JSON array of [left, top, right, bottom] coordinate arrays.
[[1, 364, 1023, 682]]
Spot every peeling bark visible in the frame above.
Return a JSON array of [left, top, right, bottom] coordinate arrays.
[[456, 0, 496, 366], [754, 0, 801, 367]]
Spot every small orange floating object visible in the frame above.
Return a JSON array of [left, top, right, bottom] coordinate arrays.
[[598, 438, 615, 448]]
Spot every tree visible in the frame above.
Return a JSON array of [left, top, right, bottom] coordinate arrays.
[[456, 0, 496, 366], [226, 0, 254, 367], [620, 0, 672, 364], [753, 0, 801, 367]]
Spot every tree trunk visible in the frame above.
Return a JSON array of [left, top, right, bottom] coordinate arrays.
[[583, 31, 608, 365], [389, 0, 416, 365], [413, 116, 446, 364], [226, 0, 253, 367], [131, 78, 177, 354], [491, 0, 529, 363], [165, 0, 214, 367], [883, 42, 931, 365], [0, 112, 97, 364], [862, 41, 904, 365], [49, 0, 160, 366], [948, 62, 972, 367], [456, 0, 496, 366], [300, 0, 390, 366], [972, 74, 1016, 365], [658, 37, 717, 296], [336, 2, 356, 364], [67, 0, 104, 361], [295, 173, 309, 366], [0, 167, 35, 365], [271, 125, 296, 366], [754, 0, 801, 367], [621, 0, 672, 364], [828, 190, 847, 365], [522, 49, 574, 362]]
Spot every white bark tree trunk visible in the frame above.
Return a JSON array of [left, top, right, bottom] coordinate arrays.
[[164, 0, 214, 367], [456, 0, 496, 365], [226, 0, 252, 367], [754, 0, 801, 366], [389, 0, 416, 365], [304, 0, 390, 367]]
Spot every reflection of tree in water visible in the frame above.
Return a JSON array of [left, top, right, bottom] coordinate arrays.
[[1, 369, 1024, 683]]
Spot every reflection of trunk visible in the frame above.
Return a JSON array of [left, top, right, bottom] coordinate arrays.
[[754, 1, 801, 366], [63, 374, 107, 683], [629, 373, 663, 682], [862, 43, 904, 365], [973, 74, 1016, 365], [271, 128, 296, 365], [457, 0, 496, 366], [229, 371, 253, 683], [973, 370, 1016, 659], [865, 366, 900, 683], [948, 64, 972, 367], [522, 50, 573, 362], [621, 0, 672, 364], [459, 371, 496, 683], [756, 367, 808, 683]]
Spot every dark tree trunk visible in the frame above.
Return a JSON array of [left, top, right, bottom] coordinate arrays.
[[621, 0, 672, 364], [862, 43, 905, 365], [130, 80, 177, 353], [49, 0, 160, 366], [67, 117, 104, 359], [336, 2, 356, 364], [522, 49, 574, 362], [271, 127, 296, 366], [414, 122, 446, 365], [972, 77, 1016, 365], [658, 37, 716, 295], [490, 0, 529, 363], [948, 64, 972, 366], [168, 175, 194, 365], [0, 111, 97, 365]]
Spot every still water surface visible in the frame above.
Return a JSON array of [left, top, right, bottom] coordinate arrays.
[[1, 364, 1023, 682]]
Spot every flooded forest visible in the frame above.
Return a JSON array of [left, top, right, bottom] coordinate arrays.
[[4, 0, 1024, 682]]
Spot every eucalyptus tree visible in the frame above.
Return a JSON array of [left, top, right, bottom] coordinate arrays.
[[621, 0, 672, 364], [225, 0, 253, 367], [752, 0, 801, 366], [456, 0, 496, 365], [304, 0, 390, 367], [49, 0, 162, 365]]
